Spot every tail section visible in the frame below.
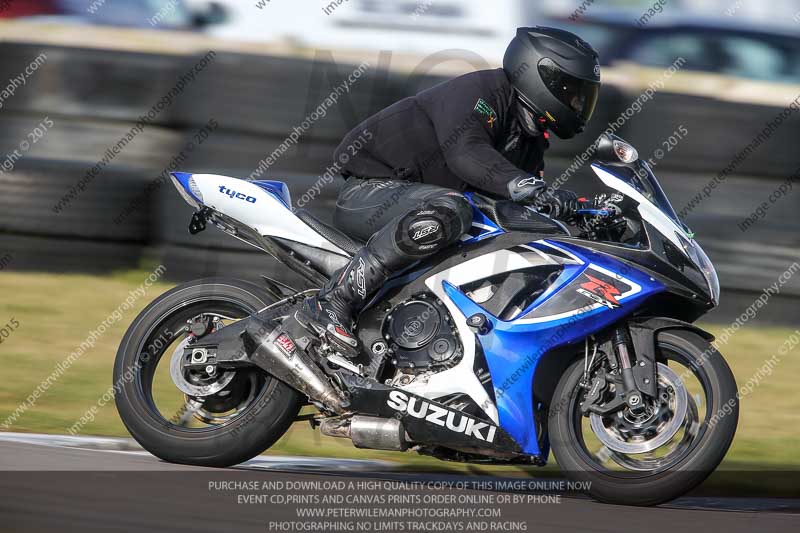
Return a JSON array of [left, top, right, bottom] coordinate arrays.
[[169, 172, 347, 255]]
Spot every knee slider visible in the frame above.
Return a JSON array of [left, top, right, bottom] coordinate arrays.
[[428, 193, 473, 236], [394, 194, 471, 256]]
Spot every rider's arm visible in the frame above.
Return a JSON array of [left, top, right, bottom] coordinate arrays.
[[423, 79, 534, 198]]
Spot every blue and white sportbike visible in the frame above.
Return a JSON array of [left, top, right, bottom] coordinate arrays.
[[114, 134, 738, 505]]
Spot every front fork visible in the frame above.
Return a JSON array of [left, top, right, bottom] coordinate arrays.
[[580, 318, 714, 417], [612, 327, 646, 413], [581, 323, 658, 416]]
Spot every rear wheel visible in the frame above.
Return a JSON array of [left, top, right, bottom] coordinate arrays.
[[549, 328, 738, 506], [114, 278, 302, 467]]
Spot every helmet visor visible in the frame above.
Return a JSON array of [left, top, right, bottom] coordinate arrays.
[[538, 58, 600, 123]]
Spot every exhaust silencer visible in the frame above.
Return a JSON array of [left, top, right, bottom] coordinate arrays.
[[243, 318, 348, 413], [320, 416, 408, 451]]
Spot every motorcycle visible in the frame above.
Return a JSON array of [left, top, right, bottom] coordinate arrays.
[[114, 133, 738, 506]]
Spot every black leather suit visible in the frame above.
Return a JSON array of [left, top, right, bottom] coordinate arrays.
[[332, 68, 551, 270]]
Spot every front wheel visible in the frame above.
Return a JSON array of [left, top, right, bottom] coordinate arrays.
[[549, 328, 738, 506], [113, 278, 302, 468]]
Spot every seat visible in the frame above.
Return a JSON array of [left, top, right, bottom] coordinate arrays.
[[294, 209, 364, 256], [470, 194, 569, 235], [270, 210, 365, 279]]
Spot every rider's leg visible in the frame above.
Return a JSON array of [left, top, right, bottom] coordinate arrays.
[[300, 178, 473, 356]]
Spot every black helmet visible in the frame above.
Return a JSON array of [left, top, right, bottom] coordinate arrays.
[[503, 27, 600, 139]]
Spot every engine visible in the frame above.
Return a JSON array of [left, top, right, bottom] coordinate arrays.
[[382, 295, 461, 372]]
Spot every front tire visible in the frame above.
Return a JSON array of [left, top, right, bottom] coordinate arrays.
[[114, 278, 302, 468], [549, 328, 738, 506]]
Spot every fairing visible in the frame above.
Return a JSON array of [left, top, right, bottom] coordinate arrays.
[[590, 163, 719, 305], [170, 166, 714, 461], [429, 239, 664, 455]]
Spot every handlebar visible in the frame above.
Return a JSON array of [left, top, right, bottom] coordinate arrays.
[[574, 195, 628, 242], [576, 208, 612, 217]]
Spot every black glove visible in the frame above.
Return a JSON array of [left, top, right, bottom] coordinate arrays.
[[507, 176, 579, 221], [507, 175, 547, 203], [534, 188, 579, 222]]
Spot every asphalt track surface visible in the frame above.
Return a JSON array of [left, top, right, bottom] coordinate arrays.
[[0, 433, 798, 533]]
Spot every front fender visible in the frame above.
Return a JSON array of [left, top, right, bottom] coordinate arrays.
[[629, 316, 714, 340], [628, 316, 713, 399]]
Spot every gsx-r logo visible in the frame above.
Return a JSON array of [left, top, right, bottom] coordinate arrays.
[[218, 185, 257, 204]]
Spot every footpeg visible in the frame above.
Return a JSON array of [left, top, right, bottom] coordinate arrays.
[[295, 309, 360, 359], [326, 353, 363, 376]]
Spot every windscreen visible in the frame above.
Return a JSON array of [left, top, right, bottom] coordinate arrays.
[[596, 161, 684, 228]]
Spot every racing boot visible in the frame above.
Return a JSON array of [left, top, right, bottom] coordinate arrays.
[[298, 246, 390, 358]]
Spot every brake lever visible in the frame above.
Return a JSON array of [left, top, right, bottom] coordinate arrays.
[[576, 198, 625, 239], [576, 208, 612, 217]]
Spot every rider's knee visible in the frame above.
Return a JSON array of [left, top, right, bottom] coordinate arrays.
[[394, 193, 472, 257], [430, 192, 473, 235]]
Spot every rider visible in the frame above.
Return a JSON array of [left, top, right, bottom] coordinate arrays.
[[300, 26, 601, 356]]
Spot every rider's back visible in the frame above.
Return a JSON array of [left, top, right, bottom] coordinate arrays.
[[333, 68, 548, 197]]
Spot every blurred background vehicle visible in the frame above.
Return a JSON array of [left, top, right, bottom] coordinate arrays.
[[0, 0, 798, 480], [553, 13, 800, 84], [0, 0, 228, 30]]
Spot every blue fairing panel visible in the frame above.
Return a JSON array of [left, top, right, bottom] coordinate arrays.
[[444, 241, 666, 456], [252, 180, 292, 208], [170, 172, 203, 206], [172, 172, 193, 185], [462, 192, 504, 244]]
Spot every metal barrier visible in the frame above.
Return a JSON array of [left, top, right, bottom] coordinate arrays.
[[0, 42, 797, 300]]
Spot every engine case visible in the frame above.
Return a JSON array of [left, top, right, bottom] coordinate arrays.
[[382, 295, 461, 371]]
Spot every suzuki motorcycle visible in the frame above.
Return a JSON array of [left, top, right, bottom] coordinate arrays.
[[114, 134, 738, 506]]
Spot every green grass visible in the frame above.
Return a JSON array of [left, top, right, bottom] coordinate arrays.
[[1, 269, 798, 482]]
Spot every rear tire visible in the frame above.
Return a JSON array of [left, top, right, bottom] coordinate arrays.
[[114, 278, 302, 468], [549, 328, 738, 506]]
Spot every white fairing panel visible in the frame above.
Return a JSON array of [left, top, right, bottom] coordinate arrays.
[[590, 165, 689, 249], [399, 249, 553, 424], [189, 174, 347, 255]]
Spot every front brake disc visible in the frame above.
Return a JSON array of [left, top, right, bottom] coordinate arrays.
[[589, 363, 688, 454]]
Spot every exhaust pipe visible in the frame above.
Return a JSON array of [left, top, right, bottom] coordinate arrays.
[[320, 416, 408, 451], [243, 317, 348, 413]]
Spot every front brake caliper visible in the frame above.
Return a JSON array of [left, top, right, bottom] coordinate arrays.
[[580, 370, 607, 415], [582, 369, 630, 416]]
